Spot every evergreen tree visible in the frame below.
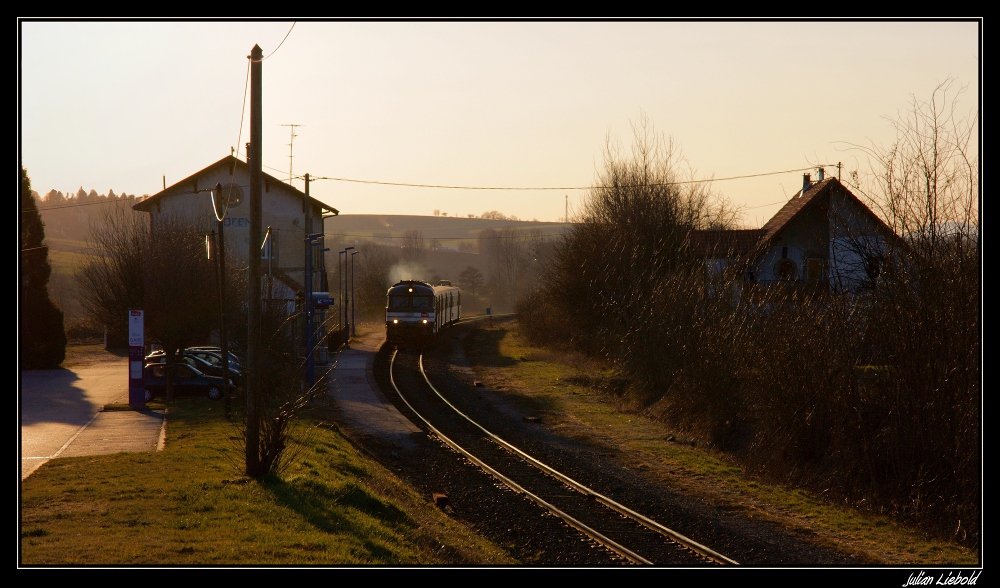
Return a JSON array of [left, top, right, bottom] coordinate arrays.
[[20, 166, 66, 369], [44, 189, 65, 206]]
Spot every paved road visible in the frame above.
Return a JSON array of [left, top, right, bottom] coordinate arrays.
[[20, 354, 164, 481]]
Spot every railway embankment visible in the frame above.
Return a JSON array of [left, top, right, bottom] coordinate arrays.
[[448, 317, 978, 566]]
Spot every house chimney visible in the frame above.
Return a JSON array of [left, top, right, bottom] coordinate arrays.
[[817, 167, 825, 181], [801, 173, 812, 196]]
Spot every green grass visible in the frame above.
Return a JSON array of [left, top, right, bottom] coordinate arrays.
[[463, 320, 978, 566], [20, 396, 516, 566], [44, 238, 93, 276]]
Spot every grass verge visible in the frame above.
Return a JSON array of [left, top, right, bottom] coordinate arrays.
[[20, 392, 516, 566], [463, 318, 978, 566]]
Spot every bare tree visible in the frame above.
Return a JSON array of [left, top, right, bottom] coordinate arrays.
[[78, 206, 216, 399], [526, 114, 736, 355], [354, 241, 401, 321], [840, 78, 980, 544], [479, 227, 542, 310], [400, 229, 426, 263], [142, 218, 218, 398], [76, 199, 148, 347]]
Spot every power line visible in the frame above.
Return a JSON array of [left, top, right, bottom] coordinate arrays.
[[31, 163, 832, 212], [27, 197, 141, 212], [307, 165, 837, 191], [745, 199, 791, 210], [327, 231, 569, 240], [219, 58, 253, 222], [263, 22, 296, 60]]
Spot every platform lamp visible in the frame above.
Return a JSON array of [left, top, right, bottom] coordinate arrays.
[[338, 249, 345, 347], [343, 246, 355, 347], [351, 250, 359, 337]]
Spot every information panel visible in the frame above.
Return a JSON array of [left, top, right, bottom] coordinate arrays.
[[128, 309, 145, 408]]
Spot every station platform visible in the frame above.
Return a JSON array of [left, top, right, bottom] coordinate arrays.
[[325, 330, 422, 449]]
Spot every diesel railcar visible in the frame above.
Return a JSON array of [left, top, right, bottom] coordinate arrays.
[[385, 280, 461, 348]]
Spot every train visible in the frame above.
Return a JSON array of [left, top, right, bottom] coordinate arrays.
[[385, 279, 461, 348]]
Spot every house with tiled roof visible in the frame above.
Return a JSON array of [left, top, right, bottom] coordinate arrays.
[[686, 169, 895, 297], [133, 154, 339, 311]]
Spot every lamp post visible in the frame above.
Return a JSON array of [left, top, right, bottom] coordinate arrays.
[[351, 250, 359, 337], [338, 249, 345, 348], [304, 233, 323, 387], [343, 246, 355, 347]]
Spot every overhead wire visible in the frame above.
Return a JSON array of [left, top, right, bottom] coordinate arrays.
[[30, 162, 834, 214], [326, 231, 569, 241], [263, 22, 296, 60], [305, 165, 838, 191]]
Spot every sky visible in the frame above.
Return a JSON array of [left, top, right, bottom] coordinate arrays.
[[19, 19, 980, 227]]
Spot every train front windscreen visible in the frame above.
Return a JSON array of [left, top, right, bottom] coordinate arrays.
[[388, 295, 433, 310]]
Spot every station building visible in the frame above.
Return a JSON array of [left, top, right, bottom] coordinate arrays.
[[132, 154, 339, 347]]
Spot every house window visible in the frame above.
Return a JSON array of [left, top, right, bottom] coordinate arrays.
[[864, 255, 881, 281], [806, 258, 825, 283], [774, 259, 798, 281]]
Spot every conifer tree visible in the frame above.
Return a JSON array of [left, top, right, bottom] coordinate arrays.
[[20, 166, 67, 369]]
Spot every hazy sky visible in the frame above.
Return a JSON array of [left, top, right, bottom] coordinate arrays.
[[19, 19, 980, 227]]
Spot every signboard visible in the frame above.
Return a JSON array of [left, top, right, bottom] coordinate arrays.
[[313, 297, 335, 308], [128, 310, 146, 408]]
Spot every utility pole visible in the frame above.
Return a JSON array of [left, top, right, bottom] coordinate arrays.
[[214, 183, 231, 420], [246, 44, 263, 478], [565, 194, 568, 223], [281, 124, 302, 188]]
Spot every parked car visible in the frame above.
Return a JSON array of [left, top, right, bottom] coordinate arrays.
[[184, 347, 244, 371], [168, 346, 245, 371], [142, 362, 234, 400], [144, 351, 245, 387]]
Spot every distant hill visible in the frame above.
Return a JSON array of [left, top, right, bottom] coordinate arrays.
[[323, 214, 572, 314], [324, 214, 572, 248]]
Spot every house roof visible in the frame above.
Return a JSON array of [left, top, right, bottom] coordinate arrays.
[[686, 177, 896, 259], [758, 177, 837, 242], [759, 176, 895, 245], [132, 155, 338, 215]]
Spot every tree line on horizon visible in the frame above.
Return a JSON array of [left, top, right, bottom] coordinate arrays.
[[32, 187, 143, 207]]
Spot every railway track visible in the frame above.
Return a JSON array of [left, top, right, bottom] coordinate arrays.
[[386, 338, 738, 567]]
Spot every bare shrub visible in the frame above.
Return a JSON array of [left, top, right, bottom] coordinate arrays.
[[353, 242, 401, 322], [526, 114, 736, 358], [836, 79, 980, 543], [528, 99, 979, 546], [400, 229, 426, 263], [480, 227, 543, 311], [76, 199, 148, 347]]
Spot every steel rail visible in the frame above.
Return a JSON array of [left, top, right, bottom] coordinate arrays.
[[417, 353, 739, 566], [388, 349, 652, 565]]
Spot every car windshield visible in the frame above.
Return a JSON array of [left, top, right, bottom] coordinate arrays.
[[196, 353, 222, 366]]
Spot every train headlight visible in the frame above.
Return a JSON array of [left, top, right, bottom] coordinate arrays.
[[393, 319, 398, 324], [422, 319, 428, 324]]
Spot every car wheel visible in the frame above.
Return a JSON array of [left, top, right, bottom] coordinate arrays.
[[144, 388, 155, 402], [207, 386, 223, 401]]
